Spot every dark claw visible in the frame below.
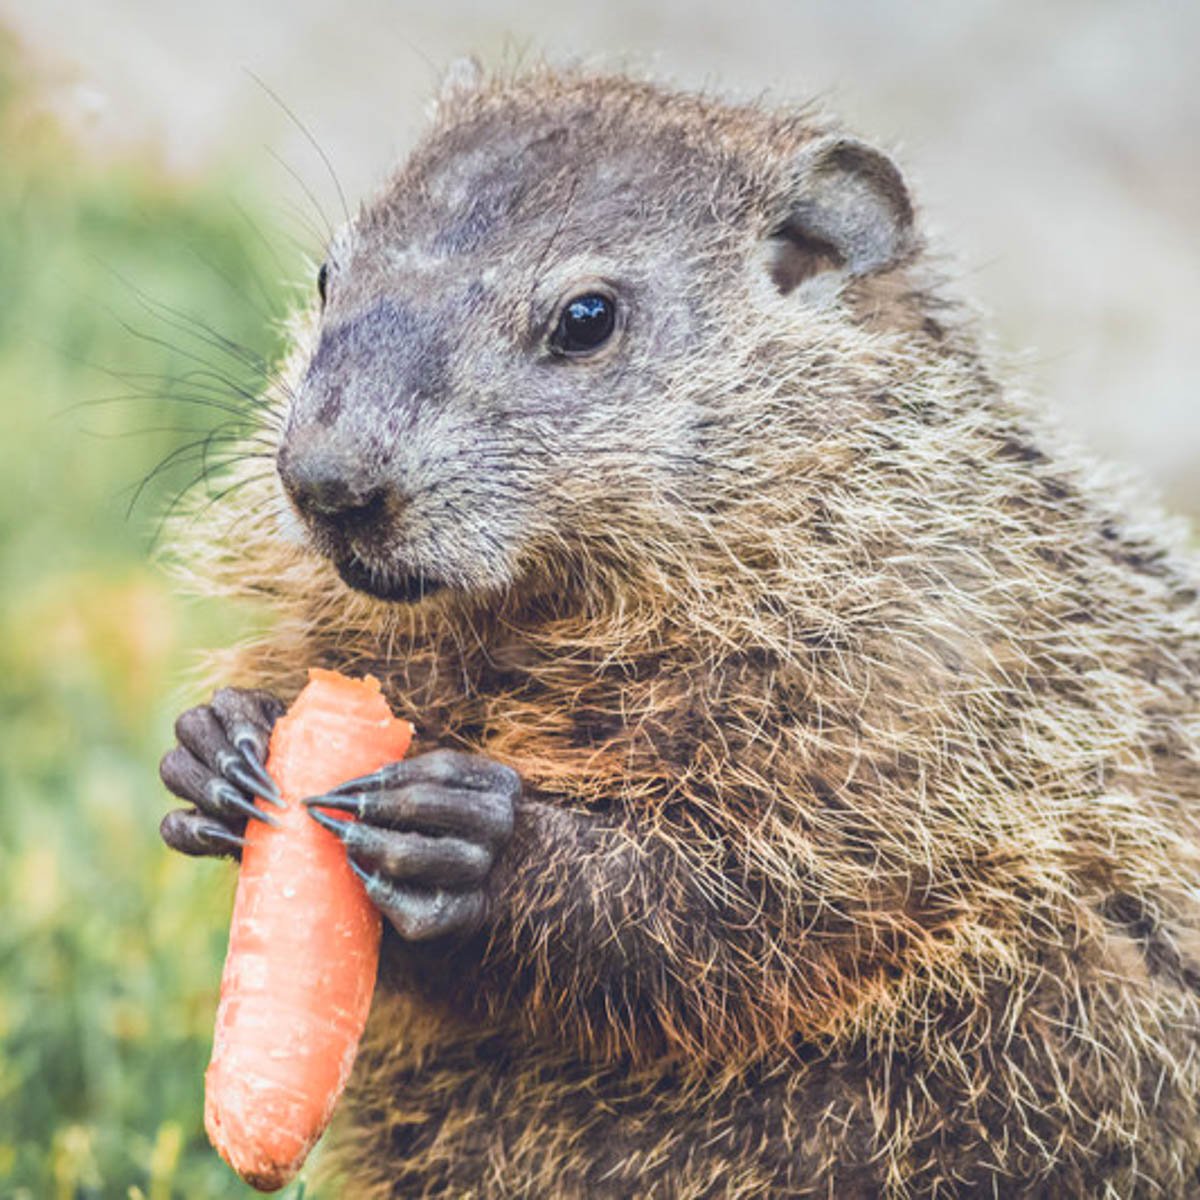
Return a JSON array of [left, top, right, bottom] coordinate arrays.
[[347, 860, 397, 911], [221, 752, 284, 807], [234, 729, 278, 775], [347, 859, 415, 919], [200, 822, 246, 852], [307, 806, 351, 838], [306, 755, 517, 853], [322, 750, 519, 800], [211, 779, 281, 827], [232, 723, 270, 761], [237, 745, 285, 807], [302, 786, 512, 847], [347, 862, 485, 941], [303, 792, 365, 818], [324, 769, 390, 798], [307, 808, 491, 888], [349, 859, 380, 892]]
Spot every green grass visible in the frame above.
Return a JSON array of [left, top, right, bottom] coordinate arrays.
[[0, 31, 322, 1198]]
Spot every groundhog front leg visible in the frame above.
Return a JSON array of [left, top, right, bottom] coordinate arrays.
[[313, 760, 774, 1060]]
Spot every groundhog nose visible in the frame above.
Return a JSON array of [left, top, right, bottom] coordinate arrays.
[[277, 442, 386, 525]]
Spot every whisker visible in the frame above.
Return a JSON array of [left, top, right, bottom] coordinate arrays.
[[80, 423, 274, 447], [180, 470, 279, 537], [125, 431, 259, 517], [104, 312, 265, 389], [148, 464, 277, 552], [274, 206, 331, 266], [230, 196, 292, 282], [125, 278, 271, 376], [246, 69, 351, 228], [43, 337, 261, 419], [61, 388, 260, 421], [180, 239, 277, 328], [267, 148, 334, 246], [90, 257, 275, 377]]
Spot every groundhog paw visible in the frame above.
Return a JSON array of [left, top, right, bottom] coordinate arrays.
[[159, 687, 286, 858], [303, 748, 518, 941]]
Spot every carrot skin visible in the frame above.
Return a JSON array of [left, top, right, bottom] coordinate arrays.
[[204, 669, 413, 1191]]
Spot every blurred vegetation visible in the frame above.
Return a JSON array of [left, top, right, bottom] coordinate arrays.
[[0, 30, 321, 1199]]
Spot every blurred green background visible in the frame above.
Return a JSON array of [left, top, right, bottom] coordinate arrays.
[[0, 31, 317, 1199]]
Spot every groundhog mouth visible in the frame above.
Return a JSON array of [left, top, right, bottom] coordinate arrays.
[[334, 555, 446, 604]]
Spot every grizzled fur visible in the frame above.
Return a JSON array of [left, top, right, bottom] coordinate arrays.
[[173, 64, 1200, 1197]]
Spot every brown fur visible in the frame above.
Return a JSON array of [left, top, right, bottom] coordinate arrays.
[[172, 65, 1200, 1197]]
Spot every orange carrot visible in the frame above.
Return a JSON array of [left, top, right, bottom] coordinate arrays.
[[204, 668, 413, 1192]]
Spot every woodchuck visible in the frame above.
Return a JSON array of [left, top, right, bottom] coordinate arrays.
[[159, 63, 1200, 1197]]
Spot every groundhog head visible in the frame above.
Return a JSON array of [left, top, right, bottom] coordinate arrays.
[[274, 68, 917, 606]]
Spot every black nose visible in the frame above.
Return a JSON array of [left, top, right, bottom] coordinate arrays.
[[277, 442, 386, 527]]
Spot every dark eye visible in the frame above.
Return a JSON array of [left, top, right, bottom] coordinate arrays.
[[551, 292, 616, 355], [317, 262, 329, 307]]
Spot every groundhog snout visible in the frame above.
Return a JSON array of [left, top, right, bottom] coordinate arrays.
[[276, 434, 396, 538]]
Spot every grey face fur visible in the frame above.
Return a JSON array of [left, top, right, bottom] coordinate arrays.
[[276, 75, 914, 604]]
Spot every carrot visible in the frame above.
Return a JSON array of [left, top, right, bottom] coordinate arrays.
[[204, 668, 413, 1192]]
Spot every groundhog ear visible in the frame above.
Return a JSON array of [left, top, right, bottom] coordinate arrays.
[[767, 135, 915, 296]]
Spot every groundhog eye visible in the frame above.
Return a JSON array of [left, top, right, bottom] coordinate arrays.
[[551, 293, 616, 355], [317, 262, 329, 307]]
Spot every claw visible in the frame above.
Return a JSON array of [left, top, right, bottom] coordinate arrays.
[[234, 734, 285, 802], [303, 792, 365, 817], [323, 768, 390, 797], [347, 859, 385, 901], [223, 753, 284, 807], [212, 780, 281, 827], [199, 822, 246, 852], [306, 806, 352, 839]]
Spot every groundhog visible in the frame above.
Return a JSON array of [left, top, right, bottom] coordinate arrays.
[[158, 63, 1200, 1198]]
